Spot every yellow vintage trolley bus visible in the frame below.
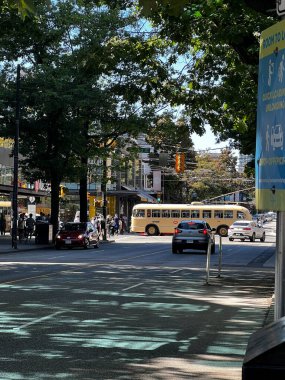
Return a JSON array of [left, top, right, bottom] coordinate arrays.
[[131, 203, 252, 237]]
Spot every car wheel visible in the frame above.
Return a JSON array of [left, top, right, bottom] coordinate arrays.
[[229, 238, 234, 241], [217, 225, 228, 237], [172, 244, 179, 254], [55, 244, 61, 250], [260, 233, 266, 242], [178, 249, 183, 253], [146, 225, 159, 236], [249, 233, 255, 242]]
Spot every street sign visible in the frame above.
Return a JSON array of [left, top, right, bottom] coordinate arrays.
[[256, 19, 285, 211], [277, 0, 285, 16]]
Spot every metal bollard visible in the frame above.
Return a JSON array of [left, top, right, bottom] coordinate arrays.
[[217, 235, 223, 278], [206, 239, 211, 285]]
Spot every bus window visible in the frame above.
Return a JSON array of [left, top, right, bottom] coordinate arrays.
[[162, 210, 171, 218], [171, 210, 180, 218], [133, 209, 145, 217], [237, 211, 245, 219], [224, 210, 233, 218], [147, 209, 151, 217], [214, 210, 223, 218], [181, 210, 190, 218], [202, 210, 212, 219], [191, 210, 200, 218], [152, 209, 161, 218]]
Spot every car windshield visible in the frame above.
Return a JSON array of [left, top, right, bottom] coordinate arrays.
[[63, 223, 86, 231], [179, 222, 205, 230], [233, 222, 250, 227]]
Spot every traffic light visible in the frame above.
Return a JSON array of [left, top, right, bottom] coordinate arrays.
[[175, 152, 185, 173], [157, 192, 162, 203]]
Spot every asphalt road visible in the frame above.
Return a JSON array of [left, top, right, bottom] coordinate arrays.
[[0, 221, 276, 380]]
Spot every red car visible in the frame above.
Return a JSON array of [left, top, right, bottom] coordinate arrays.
[[55, 222, 100, 250]]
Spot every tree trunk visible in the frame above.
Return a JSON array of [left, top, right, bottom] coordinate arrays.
[[79, 156, 88, 223], [50, 177, 60, 239]]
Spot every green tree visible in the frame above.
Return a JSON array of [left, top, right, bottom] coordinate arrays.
[[185, 149, 253, 201], [130, 0, 278, 155], [0, 1, 189, 232]]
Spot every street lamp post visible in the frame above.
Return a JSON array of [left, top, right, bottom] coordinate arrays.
[[12, 64, 20, 249], [102, 157, 107, 241]]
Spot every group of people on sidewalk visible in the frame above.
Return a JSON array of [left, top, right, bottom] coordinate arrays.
[[16, 212, 49, 242], [91, 213, 128, 239], [17, 213, 36, 241]]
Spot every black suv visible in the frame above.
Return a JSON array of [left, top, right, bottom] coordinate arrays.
[[172, 220, 216, 254]]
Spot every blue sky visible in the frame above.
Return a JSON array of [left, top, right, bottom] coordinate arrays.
[[191, 125, 230, 152]]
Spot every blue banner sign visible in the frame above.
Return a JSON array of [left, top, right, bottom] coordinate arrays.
[[256, 20, 285, 210]]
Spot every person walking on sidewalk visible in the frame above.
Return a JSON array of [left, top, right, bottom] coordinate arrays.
[[0, 213, 6, 235], [25, 214, 36, 241], [18, 213, 25, 242]]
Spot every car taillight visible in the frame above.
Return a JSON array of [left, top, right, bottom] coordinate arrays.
[[243, 228, 251, 230], [174, 228, 182, 234], [198, 229, 208, 235]]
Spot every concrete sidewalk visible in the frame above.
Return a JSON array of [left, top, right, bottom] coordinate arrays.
[[0, 234, 50, 254], [0, 233, 120, 254]]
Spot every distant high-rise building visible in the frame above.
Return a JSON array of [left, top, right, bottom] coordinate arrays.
[[237, 154, 254, 173]]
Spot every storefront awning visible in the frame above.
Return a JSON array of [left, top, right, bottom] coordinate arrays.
[[0, 184, 49, 197], [121, 185, 157, 203]]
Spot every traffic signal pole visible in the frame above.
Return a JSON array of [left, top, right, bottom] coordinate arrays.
[[12, 64, 20, 249], [102, 157, 107, 241]]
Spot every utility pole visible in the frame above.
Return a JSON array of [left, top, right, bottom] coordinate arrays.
[[12, 64, 20, 249], [102, 156, 107, 241]]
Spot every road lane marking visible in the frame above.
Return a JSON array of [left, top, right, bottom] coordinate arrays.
[[13, 310, 64, 330], [121, 282, 144, 291], [0, 248, 172, 285], [170, 269, 183, 273]]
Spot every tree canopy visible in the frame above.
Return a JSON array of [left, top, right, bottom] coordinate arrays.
[[134, 0, 278, 155], [0, 0, 197, 224]]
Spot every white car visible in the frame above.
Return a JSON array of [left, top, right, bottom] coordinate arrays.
[[228, 220, 265, 242]]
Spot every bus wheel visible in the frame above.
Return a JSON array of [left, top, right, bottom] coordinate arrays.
[[217, 225, 228, 237], [146, 225, 159, 236]]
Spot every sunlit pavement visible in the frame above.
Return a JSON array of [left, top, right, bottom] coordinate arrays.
[[0, 231, 276, 380], [0, 265, 274, 380]]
